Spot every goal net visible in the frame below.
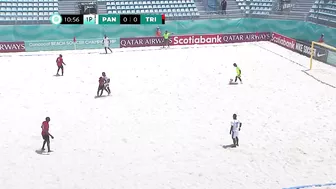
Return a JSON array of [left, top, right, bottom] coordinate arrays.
[[307, 41, 336, 88]]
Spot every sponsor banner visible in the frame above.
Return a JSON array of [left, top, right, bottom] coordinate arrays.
[[295, 40, 328, 63], [271, 32, 296, 50], [120, 36, 166, 48], [24, 38, 119, 52], [120, 32, 271, 48], [175, 32, 271, 46], [326, 48, 336, 67], [0, 41, 25, 53], [170, 34, 224, 46], [226, 32, 271, 42]]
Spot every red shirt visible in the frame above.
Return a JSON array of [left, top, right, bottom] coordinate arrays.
[[41, 121, 49, 136], [99, 77, 105, 86], [56, 57, 63, 67], [318, 37, 324, 43]]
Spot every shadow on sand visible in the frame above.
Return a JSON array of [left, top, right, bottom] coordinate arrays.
[[94, 95, 109, 99], [35, 149, 50, 155], [222, 144, 236, 149], [229, 82, 238, 85]]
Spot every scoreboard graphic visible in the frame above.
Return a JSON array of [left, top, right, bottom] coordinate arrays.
[[50, 14, 165, 25]]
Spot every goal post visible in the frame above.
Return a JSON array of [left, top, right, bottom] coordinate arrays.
[[310, 41, 336, 70]]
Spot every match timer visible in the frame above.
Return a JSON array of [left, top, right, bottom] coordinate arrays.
[[120, 14, 140, 25], [50, 14, 84, 25], [61, 14, 84, 24]]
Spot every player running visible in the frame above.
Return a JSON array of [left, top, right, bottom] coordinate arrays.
[[41, 117, 54, 152], [56, 54, 66, 76], [233, 63, 242, 84], [229, 114, 242, 147], [102, 72, 111, 95], [103, 35, 113, 54]]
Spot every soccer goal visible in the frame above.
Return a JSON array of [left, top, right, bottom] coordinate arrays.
[[309, 41, 336, 70], [307, 41, 336, 88]]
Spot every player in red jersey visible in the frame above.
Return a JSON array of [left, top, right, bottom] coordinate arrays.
[[56, 54, 66, 76], [41, 117, 54, 152], [97, 76, 106, 97], [318, 34, 324, 43]]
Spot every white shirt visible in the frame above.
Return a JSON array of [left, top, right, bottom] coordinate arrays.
[[103, 37, 110, 47], [103, 76, 110, 83], [231, 120, 241, 132]]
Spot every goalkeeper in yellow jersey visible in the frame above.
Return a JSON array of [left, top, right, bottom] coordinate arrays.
[[233, 63, 242, 84]]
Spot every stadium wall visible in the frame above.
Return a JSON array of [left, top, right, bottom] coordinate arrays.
[[0, 18, 335, 47]]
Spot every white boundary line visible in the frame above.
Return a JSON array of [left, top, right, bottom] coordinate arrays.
[[0, 42, 255, 57]]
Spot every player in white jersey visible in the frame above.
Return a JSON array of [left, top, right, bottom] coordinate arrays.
[[102, 72, 111, 95], [230, 114, 242, 147], [102, 35, 113, 54]]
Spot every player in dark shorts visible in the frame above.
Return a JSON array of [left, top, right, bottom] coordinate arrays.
[[97, 76, 105, 97], [233, 63, 242, 84], [163, 30, 172, 48], [41, 117, 54, 152], [56, 54, 66, 76]]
